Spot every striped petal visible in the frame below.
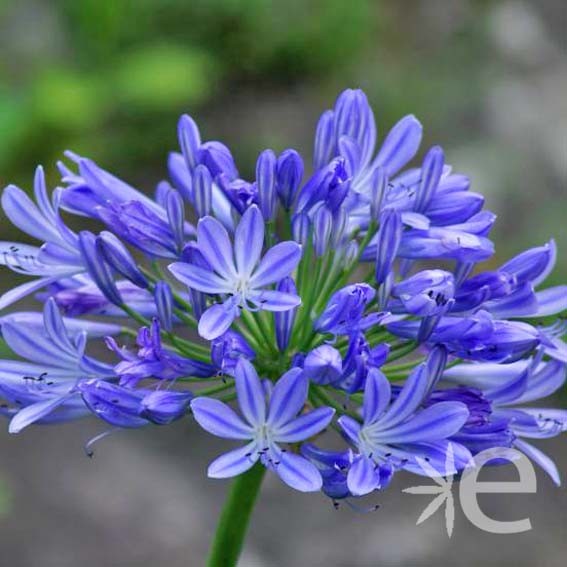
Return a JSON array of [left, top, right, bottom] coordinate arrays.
[[197, 216, 237, 280], [207, 442, 259, 479], [250, 242, 302, 288], [235, 359, 266, 426], [191, 397, 253, 439]]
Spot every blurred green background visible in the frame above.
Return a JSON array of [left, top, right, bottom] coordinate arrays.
[[0, 1, 566, 566]]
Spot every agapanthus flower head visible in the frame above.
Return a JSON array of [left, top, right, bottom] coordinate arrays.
[[0, 86, 565, 514]]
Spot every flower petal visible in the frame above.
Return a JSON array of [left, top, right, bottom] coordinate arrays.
[[337, 415, 362, 445], [347, 455, 380, 496], [169, 262, 232, 294], [248, 290, 301, 311], [207, 442, 259, 479], [197, 216, 237, 280], [525, 286, 567, 318], [275, 451, 322, 492], [383, 401, 469, 444], [235, 358, 266, 426], [361, 368, 391, 425], [190, 397, 253, 439], [371, 114, 422, 176], [250, 241, 302, 288], [198, 302, 238, 340], [9, 395, 71, 434], [267, 368, 306, 429], [514, 439, 560, 486], [379, 364, 429, 429], [234, 205, 264, 278], [274, 407, 335, 443]]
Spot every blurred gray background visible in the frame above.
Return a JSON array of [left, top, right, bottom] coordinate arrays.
[[1, 0, 566, 565]]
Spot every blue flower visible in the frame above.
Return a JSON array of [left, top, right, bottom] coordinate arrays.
[[0, 167, 85, 309], [210, 330, 256, 375], [191, 359, 335, 491], [443, 357, 567, 485], [106, 319, 215, 386], [0, 298, 115, 433], [315, 283, 383, 337], [169, 205, 302, 340], [79, 380, 193, 428], [338, 365, 471, 495]]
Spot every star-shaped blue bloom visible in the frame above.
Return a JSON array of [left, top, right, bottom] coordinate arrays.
[[191, 359, 335, 492], [169, 205, 302, 340]]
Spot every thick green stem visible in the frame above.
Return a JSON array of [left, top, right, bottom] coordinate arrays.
[[207, 464, 266, 567]]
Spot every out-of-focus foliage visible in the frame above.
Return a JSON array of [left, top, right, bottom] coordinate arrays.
[[0, 0, 373, 181], [0, 0, 565, 263]]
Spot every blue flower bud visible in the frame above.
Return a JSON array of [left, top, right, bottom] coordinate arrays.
[[193, 164, 213, 218], [210, 329, 255, 375], [425, 344, 448, 393], [199, 141, 239, 180], [178, 114, 202, 170], [369, 167, 387, 221], [275, 277, 298, 351], [304, 345, 343, 385], [313, 110, 335, 170], [499, 240, 556, 287], [78, 231, 122, 306], [313, 205, 333, 257], [154, 280, 174, 332], [276, 149, 303, 210], [165, 187, 185, 251], [375, 208, 402, 285], [256, 149, 277, 221], [140, 390, 192, 425], [167, 153, 193, 202], [181, 242, 210, 319], [291, 212, 311, 245], [97, 231, 148, 289], [415, 145, 444, 212]]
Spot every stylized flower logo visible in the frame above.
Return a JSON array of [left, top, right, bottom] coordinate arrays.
[[403, 443, 457, 537]]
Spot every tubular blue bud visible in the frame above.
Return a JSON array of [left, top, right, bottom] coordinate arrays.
[[210, 329, 255, 375], [331, 207, 348, 249], [292, 212, 311, 245], [165, 188, 185, 251], [140, 390, 193, 425], [304, 345, 343, 385], [193, 164, 213, 218], [256, 149, 277, 221], [415, 145, 444, 212], [425, 344, 448, 393], [78, 231, 122, 306], [375, 209, 402, 285], [313, 110, 335, 170], [369, 167, 387, 221], [155, 280, 174, 332], [276, 149, 303, 210], [200, 141, 239, 180], [178, 114, 202, 170], [167, 153, 193, 202], [275, 277, 298, 352], [97, 231, 148, 289], [181, 242, 209, 319], [313, 205, 333, 257], [499, 240, 557, 287]]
